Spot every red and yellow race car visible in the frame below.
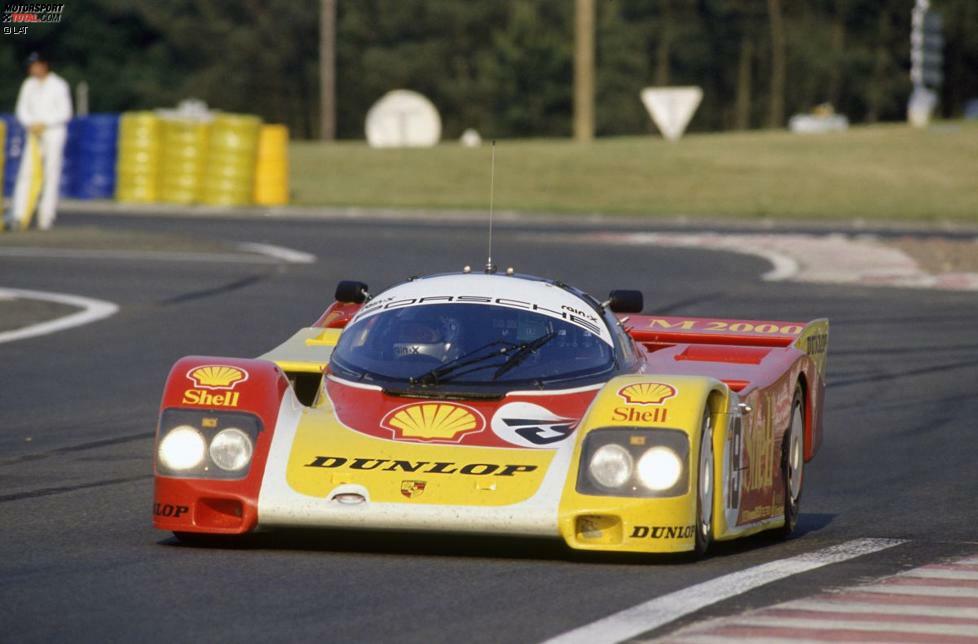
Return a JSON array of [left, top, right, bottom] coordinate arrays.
[[153, 270, 828, 556]]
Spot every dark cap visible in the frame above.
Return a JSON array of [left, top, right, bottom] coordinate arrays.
[[26, 51, 48, 66]]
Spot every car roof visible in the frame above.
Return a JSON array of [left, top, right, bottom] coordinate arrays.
[[352, 272, 613, 345]]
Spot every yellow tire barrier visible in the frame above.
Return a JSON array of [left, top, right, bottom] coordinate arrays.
[[200, 114, 261, 206], [254, 124, 289, 206], [116, 112, 161, 203], [158, 118, 209, 205]]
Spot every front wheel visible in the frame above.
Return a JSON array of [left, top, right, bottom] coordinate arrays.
[[781, 385, 805, 537], [694, 410, 714, 557]]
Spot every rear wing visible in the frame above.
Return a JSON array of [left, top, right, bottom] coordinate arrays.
[[625, 315, 828, 377]]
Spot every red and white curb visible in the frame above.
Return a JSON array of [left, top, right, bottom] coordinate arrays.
[[565, 232, 978, 292], [659, 553, 978, 643], [544, 539, 905, 644]]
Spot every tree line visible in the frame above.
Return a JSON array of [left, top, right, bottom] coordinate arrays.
[[1, 0, 975, 140]]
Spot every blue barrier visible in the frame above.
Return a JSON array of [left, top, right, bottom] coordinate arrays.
[[1, 114, 25, 198], [62, 113, 120, 199], [2, 113, 120, 200]]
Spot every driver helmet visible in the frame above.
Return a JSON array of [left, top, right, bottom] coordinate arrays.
[[390, 308, 462, 363]]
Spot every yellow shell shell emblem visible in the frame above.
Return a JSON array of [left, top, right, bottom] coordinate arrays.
[[187, 365, 249, 390], [617, 382, 677, 405], [381, 403, 485, 441]]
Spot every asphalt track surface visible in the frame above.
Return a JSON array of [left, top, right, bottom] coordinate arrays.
[[1, 213, 977, 642]]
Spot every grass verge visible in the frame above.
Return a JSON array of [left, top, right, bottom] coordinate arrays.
[[290, 121, 977, 221]]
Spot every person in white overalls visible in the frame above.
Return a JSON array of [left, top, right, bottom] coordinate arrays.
[[5, 52, 72, 231]]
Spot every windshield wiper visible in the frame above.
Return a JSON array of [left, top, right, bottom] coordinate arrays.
[[409, 340, 517, 386], [491, 331, 557, 381]]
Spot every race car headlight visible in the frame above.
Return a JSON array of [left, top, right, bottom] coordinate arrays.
[[636, 446, 683, 491], [209, 428, 253, 472], [577, 428, 689, 498], [155, 409, 262, 479], [158, 425, 206, 471], [588, 444, 634, 489]]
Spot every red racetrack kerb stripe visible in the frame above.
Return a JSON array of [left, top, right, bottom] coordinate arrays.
[[703, 624, 978, 643]]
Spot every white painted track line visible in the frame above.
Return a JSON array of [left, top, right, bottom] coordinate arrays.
[[0, 288, 119, 344], [237, 242, 316, 264], [755, 249, 800, 282], [0, 243, 316, 265], [542, 538, 905, 644]]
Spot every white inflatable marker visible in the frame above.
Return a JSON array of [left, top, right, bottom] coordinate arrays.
[[365, 90, 442, 148], [640, 86, 703, 142], [543, 538, 906, 644]]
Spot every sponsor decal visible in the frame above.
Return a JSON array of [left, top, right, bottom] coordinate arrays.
[[743, 396, 774, 493], [648, 318, 804, 335], [728, 417, 743, 510], [400, 480, 427, 498], [805, 332, 828, 355], [305, 456, 537, 477], [181, 389, 240, 407], [381, 402, 485, 442], [182, 365, 249, 407], [153, 502, 189, 519], [629, 525, 695, 539], [353, 289, 613, 346], [617, 382, 677, 405], [187, 365, 249, 390], [490, 402, 577, 448], [773, 381, 792, 430], [612, 406, 668, 423]]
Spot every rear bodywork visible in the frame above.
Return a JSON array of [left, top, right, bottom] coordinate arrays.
[[154, 291, 828, 554]]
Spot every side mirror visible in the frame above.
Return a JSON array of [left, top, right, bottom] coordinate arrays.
[[335, 280, 369, 304], [607, 289, 643, 313]]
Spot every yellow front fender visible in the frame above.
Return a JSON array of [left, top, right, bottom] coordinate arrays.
[[558, 375, 730, 553]]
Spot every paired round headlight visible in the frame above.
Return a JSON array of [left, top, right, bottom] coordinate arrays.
[[588, 444, 634, 488], [208, 428, 253, 471], [158, 425, 206, 471], [636, 446, 683, 491]]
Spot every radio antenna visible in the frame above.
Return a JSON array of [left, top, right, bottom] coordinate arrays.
[[486, 140, 496, 274]]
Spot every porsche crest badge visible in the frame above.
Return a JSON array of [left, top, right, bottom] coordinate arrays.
[[400, 480, 427, 498]]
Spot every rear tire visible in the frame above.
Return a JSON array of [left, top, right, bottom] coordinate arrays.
[[781, 385, 805, 537], [694, 410, 714, 558]]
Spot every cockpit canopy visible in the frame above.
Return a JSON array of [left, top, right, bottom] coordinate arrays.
[[329, 274, 620, 389]]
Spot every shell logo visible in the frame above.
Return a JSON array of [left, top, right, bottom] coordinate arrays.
[[381, 402, 485, 441], [617, 382, 677, 405], [187, 365, 249, 390]]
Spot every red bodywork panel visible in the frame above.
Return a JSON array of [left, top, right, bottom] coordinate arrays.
[[153, 356, 289, 535], [313, 301, 362, 328], [625, 314, 827, 528], [625, 314, 825, 462]]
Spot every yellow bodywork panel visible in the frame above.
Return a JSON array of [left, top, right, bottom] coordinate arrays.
[[794, 318, 829, 377], [259, 327, 341, 374], [285, 409, 555, 506], [558, 374, 729, 553]]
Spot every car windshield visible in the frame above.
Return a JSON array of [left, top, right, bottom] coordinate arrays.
[[330, 303, 615, 387]]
